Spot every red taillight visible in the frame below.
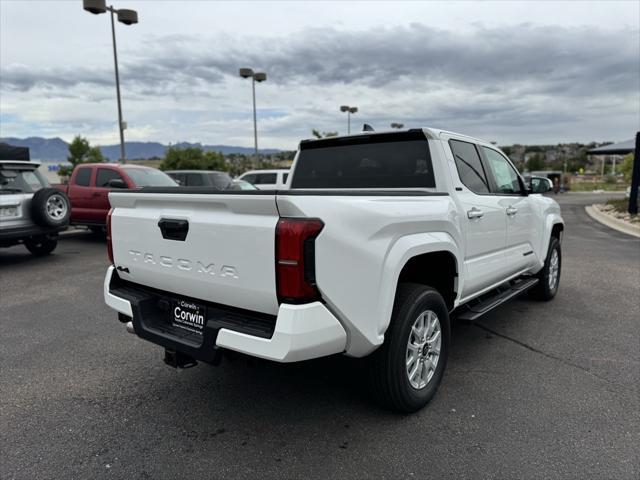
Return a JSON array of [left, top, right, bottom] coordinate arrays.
[[275, 218, 324, 303], [106, 208, 114, 265]]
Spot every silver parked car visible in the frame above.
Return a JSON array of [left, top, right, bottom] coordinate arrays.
[[0, 145, 71, 255]]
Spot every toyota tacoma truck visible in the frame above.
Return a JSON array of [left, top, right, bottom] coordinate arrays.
[[103, 128, 563, 412]]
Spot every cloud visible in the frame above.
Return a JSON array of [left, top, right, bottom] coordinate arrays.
[[1, 23, 638, 146]]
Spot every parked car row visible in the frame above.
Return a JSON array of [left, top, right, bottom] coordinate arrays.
[[1, 145, 289, 254]]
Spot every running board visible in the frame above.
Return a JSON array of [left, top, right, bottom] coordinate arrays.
[[456, 277, 539, 322]]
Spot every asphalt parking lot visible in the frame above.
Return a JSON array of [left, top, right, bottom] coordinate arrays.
[[1, 193, 639, 480]]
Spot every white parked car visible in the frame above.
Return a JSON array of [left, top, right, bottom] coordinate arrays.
[[237, 169, 289, 189], [103, 128, 563, 412]]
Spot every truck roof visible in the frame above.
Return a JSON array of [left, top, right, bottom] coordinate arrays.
[[0, 160, 41, 168], [300, 127, 494, 148]]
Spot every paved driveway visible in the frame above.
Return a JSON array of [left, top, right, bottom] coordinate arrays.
[[1, 193, 638, 479]]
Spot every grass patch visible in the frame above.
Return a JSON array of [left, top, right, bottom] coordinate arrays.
[[605, 198, 635, 214], [571, 182, 626, 192]]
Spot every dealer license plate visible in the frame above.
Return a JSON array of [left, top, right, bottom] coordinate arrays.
[[170, 299, 206, 334]]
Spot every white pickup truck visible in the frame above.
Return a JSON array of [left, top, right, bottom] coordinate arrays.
[[104, 128, 563, 412]]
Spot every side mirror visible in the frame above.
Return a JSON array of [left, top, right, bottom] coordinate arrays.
[[530, 176, 553, 194], [107, 178, 127, 189]]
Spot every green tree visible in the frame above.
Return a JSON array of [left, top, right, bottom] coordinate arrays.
[[311, 129, 338, 139], [527, 153, 546, 171], [620, 153, 634, 182], [59, 135, 105, 177], [160, 146, 227, 171]]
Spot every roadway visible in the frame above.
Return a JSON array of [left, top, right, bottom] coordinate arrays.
[[1, 192, 638, 479]]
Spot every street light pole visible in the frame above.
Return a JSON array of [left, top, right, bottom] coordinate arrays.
[[239, 68, 267, 161], [109, 7, 126, 163], [251, 77, 258, 159], [340, 105, 358, 135], [83, 1, 138, 164]]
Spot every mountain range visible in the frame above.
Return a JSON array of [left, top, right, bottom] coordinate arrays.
[[0, 137, 281, 162]]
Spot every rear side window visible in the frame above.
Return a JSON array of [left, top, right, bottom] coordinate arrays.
[[96, 168, 124, 187], [255, 173, 277, 185], [292, 139, 434, 189], [75, 167, 92, 186], [449, 140, 490, 194]]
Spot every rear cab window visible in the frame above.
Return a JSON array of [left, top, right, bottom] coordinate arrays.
[[125, 168, 177, 187], [0, 166, 48, 193], [292, 131, 435, 189]]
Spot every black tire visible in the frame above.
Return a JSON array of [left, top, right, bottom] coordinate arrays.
[[369, 283, 450, 413], [530, 237, 561, 301], [24, 235, 58, 256], [30, 188, 70, 228]]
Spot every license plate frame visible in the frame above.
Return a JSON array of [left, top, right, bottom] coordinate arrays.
[[170, 298, 206, 335]]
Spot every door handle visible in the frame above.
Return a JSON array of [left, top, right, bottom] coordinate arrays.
[[467, 207, 484, 219], [506, 206, 518, 216]]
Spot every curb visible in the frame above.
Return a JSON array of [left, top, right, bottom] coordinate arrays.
[[585, 205, 640, 238]]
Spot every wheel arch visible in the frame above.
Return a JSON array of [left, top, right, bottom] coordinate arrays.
[[376, 232, 460, 343]]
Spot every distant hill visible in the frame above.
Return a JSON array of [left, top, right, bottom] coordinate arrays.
[[0, 137, 281, 162]]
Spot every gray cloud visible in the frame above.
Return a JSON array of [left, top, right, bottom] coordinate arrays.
[[3, 23, 637, 97]]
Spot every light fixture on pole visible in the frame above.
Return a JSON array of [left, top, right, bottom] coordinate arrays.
[[239, 68, 267, 159], [83, 0, 138, 164], [390, 122, 404, 129], [340, 105, 358, 135]]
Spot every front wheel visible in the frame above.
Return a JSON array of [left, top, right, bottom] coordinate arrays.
[[24, 235, 58, 256], [369, 284, 450, 413], [530, 237, 561, 301]]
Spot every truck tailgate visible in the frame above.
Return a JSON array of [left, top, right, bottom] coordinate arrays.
[[108, 192, 280, 315]]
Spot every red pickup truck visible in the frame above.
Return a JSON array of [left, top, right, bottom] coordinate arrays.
[[54, 163, 177, 229]]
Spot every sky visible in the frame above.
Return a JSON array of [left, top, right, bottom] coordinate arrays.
[[1, 0, 639, 150]]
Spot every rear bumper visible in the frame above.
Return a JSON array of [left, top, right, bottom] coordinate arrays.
[[103, 266, 346, 363], [0, 224, 65, 243]]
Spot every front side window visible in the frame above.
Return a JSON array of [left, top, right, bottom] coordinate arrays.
[[75, 167, 92, 186], [96, 168, 124, 188], [449, 140, 490, 194], [282, 173, 289, 183], [482, 147, 522, 195], [241, 174, 256, 184]]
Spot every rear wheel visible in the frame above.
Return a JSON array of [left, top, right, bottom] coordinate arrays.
[[24, 235, 58, 256], [369, 284, 450, 413], [531, 237, 561, 301]]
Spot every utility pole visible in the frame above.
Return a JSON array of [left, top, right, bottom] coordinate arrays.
[[628, 132, 639, 215]]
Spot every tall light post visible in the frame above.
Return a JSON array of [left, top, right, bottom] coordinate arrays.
[[239, 68, 267, 160], [340, 105, 358, 135], [390, 122, 404, 129], [83, 0, 138, 163]]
